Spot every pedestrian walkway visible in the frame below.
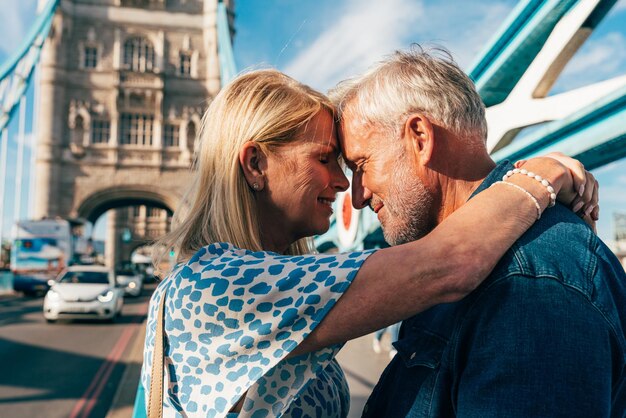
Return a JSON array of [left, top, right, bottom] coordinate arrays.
[[337, 334, 394, 418]]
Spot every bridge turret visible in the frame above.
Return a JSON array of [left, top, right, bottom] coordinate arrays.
[[33, 0, 235, 267]]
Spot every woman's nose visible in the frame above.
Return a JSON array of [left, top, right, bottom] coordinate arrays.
[[331, 164, 350, 192]]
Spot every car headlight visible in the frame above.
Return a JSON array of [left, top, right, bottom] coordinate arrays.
[[47, 289, 60, 301], [97, 290, 114, 303], [128, 281, 137, 289]]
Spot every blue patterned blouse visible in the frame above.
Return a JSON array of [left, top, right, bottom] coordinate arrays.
[[142, 242, 374, 418]]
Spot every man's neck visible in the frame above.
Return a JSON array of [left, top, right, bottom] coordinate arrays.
[[434, 156, 496, 225]]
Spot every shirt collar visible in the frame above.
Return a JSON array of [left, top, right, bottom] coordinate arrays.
[[468, 160, 514, 201]]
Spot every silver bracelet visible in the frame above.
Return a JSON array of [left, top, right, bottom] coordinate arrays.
[[502, 168, 557, 207], [491, 181, 542, 220]]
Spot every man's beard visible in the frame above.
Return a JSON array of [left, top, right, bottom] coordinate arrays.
[[374, 158, 434, 246]]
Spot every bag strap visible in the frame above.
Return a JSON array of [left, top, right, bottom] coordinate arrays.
[[148, 292, 166, 418]]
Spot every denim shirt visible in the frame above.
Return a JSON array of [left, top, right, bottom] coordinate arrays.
[[362, 162, 626, 418]]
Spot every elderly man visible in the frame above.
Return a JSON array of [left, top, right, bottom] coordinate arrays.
[[332, 47, 626, 417]]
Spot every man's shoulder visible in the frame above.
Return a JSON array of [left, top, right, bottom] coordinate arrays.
[[491, 204, 620, 294], [403, 203, 626, 345], [481, 205, 626, 343]]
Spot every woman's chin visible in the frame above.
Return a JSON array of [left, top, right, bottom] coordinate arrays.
[[306, 220, 331, 238], [316, 220, 332, 236]]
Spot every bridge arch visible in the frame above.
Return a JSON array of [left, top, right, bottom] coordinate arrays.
[[75, 185, 180, 224]]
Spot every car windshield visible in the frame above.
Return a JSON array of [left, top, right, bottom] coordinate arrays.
[[59, 271, 109, 284]]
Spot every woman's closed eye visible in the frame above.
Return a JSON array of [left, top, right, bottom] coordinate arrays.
[[319, 152, 340, 165]]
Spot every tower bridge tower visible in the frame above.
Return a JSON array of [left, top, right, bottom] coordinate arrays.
[[35, 0, 234, 267]]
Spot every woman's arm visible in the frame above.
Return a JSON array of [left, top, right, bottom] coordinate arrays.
[[292, 156, 597, 355]]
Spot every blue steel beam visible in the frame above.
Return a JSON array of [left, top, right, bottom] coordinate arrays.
[[475, 0, 626, 168], [217, 1, 237, 87], [0, 0, 58, 133], [492, 83, 626, 170], [468, 0, 617, 107]]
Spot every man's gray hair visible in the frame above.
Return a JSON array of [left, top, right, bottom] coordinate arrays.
[[330, 45, 487, 145]]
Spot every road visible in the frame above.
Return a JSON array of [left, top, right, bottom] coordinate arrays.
[[0, 283, 156, 418], [0, 281, 393, 418]]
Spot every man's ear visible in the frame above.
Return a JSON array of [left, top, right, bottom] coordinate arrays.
[[404, 113, 434, 166], [238, 142, 266, 191]]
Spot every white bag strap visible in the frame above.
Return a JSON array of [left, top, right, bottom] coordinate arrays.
[[148, 292, 166, 418]]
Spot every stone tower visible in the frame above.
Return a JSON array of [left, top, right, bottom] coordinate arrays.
[[35, 0, 234, 267]]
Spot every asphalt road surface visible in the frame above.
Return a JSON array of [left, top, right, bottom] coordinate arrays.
[[0, 281, 394, 418], [0, 283, 156, 418]]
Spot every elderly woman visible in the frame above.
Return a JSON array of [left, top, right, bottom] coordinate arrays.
[[142, 69, 595, 418]]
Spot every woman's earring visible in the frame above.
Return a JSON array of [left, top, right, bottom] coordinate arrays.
[[252, 183, 260, 190]]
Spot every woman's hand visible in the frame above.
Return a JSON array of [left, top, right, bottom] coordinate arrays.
[[516, 152, 599, 229]]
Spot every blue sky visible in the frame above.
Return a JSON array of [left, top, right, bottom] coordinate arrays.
[[1, 0, 626, 244]]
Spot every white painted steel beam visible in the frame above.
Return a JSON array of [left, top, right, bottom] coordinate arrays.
[[484, 0, 626, 152]]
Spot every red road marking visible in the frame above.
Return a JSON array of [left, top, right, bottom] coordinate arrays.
[[69, 326, 134, 418], [70, 301, 150, 418], [79, 327, 135, 418]]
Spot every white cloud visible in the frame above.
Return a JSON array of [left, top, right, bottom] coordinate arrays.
[[282, 0, 515, 91], [417, 1, 515, 69], [616, 0, 626, 12], [564, 32, 626, 76], [550, 30, 626, 93], [283, 0, 422, 91], [0, 0, 38, 57], [0, 8, 24, 56], [11, 132, 36, 153]]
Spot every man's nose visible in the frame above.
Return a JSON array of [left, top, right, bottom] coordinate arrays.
[[350, 172, 372, 209]]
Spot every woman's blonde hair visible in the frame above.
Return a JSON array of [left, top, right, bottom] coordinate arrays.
[[155, 69, 334, 268]]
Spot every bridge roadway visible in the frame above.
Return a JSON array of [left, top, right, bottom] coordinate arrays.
[[0, 283, 156, 418], [0, 281, 391, 418]]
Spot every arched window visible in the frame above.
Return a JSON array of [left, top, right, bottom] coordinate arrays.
[[123, 37, 155, 73], [179, 51, 192, 76], [73, 115, 85, 145], [186, 121, 196, 151]]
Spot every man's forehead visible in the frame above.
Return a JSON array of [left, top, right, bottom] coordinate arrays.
[[339, 106, 369, 133], [339, 113, 380, 153], [338, 119, 364, 158]]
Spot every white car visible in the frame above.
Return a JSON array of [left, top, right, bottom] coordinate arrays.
[[115, 269, 143, 297], [43, 265, 124, 322]]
